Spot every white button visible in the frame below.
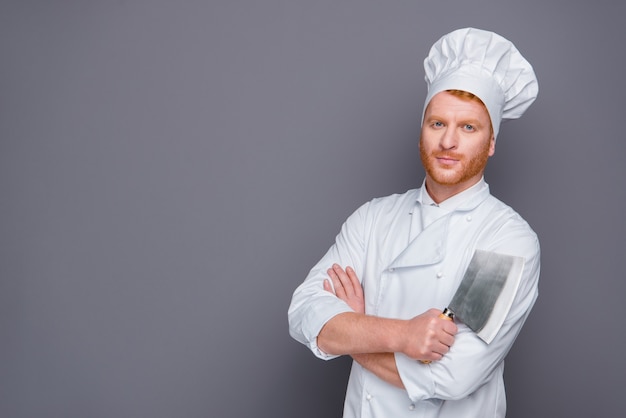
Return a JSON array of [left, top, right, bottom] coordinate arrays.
[[389, 268, 395, 273], [366, 394, 373, 401], [409, 403, 415, 410], [436, 271, 443, 278], [466, 215, 472, 222]]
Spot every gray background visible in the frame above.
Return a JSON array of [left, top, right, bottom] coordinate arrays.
[[1, 1, 624, 417]]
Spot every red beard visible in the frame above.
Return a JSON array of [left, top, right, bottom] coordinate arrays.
[[419, 141, 491, 186]]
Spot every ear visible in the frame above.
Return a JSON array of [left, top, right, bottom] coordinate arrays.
[[488, 135, 496, 157]]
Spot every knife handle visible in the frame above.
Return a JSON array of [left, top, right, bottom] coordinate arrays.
[[420, 308, 455, 364], [439, 307, 455, 320]]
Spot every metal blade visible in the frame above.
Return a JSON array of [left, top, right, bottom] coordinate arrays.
[[448, 250, 517, 334]]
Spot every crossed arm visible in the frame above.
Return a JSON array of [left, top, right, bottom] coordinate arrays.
[[319, 264, 458, 388]]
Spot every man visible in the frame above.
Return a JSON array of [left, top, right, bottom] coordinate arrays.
[[288, 27, 540, 417]]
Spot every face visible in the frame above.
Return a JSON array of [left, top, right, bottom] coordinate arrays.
[[419, 91, 495, 201]]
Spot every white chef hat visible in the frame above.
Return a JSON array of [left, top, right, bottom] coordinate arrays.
[[422, 27, 538, 139]]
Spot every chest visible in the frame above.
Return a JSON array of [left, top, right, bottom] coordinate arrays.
[[361, 206, 493, 318]]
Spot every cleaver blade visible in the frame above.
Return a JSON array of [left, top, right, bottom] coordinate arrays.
[[446, 250, 525, 344]]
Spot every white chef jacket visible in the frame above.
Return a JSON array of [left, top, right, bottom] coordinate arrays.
[[288, 179, 540, 418]]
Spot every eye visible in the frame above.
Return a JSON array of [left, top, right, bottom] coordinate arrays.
[[432, 121, 444, 128], [463, 124, 475, 132]]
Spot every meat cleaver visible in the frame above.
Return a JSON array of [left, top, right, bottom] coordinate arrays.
[[422, 250, 524, 363]]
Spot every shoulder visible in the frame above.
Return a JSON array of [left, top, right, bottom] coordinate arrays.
[[364, 189, 419, 212], [484, 195, 536, 235], [479, 195, 539, 256], [343, 189, 418, 229]]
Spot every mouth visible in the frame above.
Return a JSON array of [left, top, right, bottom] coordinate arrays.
[[435, 155, 460, 165]]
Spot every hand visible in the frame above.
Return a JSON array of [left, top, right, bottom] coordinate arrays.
[[323, 264, 365, 314], [401, 309, 458, 362], [322, 265, 457, 363]]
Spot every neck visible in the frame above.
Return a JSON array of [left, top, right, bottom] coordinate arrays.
[[424, 176, 483, 204]]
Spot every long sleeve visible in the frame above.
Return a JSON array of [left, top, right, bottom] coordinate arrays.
[[288, 201, 370, 359], [395, 218, 540, 402]]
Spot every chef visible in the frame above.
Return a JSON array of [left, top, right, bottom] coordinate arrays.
[[288, 27, 540, 418]]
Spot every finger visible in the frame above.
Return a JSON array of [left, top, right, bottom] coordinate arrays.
[[344, 266, 363, 296], [424, 352, 444, 363], [439, 332, 455, 347], [332, 264, 356, 298], [327, 267, 347, 298], [439, 340, 452, 355], [429, 340, 451, 357], [442, 320, 458, 336], [323, 279, 334, 294], [327, 267, 340, 286]]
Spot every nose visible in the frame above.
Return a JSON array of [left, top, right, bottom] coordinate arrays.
[[439, 127, 458, 150]]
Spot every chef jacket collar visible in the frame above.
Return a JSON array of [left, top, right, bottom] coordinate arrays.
[[416, 177, 489, 211]]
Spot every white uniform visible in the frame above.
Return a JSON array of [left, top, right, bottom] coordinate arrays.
[[288, 179, 540, 417]]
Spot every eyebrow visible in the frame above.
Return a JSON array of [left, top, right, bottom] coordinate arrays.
[[425, 115, 485, 128], [460, 119, 484, 127]]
